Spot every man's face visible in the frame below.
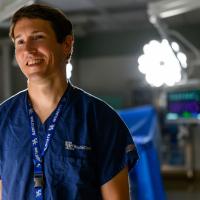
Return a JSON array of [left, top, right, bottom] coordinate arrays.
[[13, 18, 70, 82]]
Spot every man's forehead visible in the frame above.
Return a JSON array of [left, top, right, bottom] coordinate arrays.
[[14, 18, 52, 37], [15, 18, 51, 28]]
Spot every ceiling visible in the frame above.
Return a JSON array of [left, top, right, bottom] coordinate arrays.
[[39, 0, 152, 35], [38, 0, 200, 36], [0, 0, 200, 36]]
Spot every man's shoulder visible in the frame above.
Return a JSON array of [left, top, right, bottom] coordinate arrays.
[[72, 85, 118, 118], [72, 85, 112, 109], [0, 89, 27, 111]]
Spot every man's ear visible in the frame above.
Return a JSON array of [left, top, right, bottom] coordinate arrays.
[[63, 35, 74, 53]]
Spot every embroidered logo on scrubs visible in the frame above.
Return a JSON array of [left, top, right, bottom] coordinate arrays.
[[65, 141, 92, 151], [126, 144, 135, 153]]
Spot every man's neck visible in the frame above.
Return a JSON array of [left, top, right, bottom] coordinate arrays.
[[27, 76, 68, 123]]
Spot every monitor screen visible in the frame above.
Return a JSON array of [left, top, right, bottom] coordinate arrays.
[[166, 89, 200, 123]]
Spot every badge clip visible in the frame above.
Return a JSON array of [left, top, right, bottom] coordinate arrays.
[[34, 174, 44, 188]]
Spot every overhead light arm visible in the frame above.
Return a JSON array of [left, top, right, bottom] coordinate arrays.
[[147, 0, 200, 80], [148, 0, 200, 20], [147, 0, 200, 59]]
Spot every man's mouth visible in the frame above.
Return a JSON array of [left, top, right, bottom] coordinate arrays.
[[26, 59, 44, 66]]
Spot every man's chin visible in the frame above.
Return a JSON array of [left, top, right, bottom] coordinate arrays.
[[27, 73, 47, 83]]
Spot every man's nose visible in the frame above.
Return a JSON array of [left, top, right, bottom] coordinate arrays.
[[24, 40, 36, 53]]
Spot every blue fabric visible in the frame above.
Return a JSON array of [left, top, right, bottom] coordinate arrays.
[[0, 83, 138, 200], [118, 106, 157, 144], [119, 106, 166, 200]]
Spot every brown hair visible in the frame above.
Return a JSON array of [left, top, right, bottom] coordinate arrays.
[[9, 4, 73, 43]]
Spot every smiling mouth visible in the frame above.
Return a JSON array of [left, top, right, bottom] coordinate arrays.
[[26, 59, 44, 66]]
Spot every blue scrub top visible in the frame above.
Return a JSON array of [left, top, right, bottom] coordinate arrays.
[[0, 83, 138, 200]]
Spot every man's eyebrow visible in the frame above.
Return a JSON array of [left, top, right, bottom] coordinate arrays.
[[14, 30, 45, 40], [14, 34, 22, 40]]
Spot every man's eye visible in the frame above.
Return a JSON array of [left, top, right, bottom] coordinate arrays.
[[15, 39, 24, 46], [33, 35, 44, 40]]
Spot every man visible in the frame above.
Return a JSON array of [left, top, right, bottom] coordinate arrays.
[[0, 4, 138, 200]]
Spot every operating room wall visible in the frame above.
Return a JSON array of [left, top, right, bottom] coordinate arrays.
[[72, 28, 160, 107], [0, 38, 27, 103], [0, 39, 12, 101], [75, 55, 143, 107]]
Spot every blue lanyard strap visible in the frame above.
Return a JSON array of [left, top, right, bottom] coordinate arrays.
[[27, 93, 67, 200]]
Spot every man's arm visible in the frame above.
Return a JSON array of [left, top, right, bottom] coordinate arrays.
[[101, 167, 130, 200], [0, 180, 2, 200]]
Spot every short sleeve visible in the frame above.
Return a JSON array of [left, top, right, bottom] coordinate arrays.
[[0, 151, 2, 179], [0, 129, 2, 180], [0, 161, 1, 179], [95, 104, 138, 185]]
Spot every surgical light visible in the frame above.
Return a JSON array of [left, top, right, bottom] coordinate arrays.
[[138, 39, 186, 87]]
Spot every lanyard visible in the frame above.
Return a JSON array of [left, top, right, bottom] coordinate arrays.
[[27, 92, 67, 200]]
